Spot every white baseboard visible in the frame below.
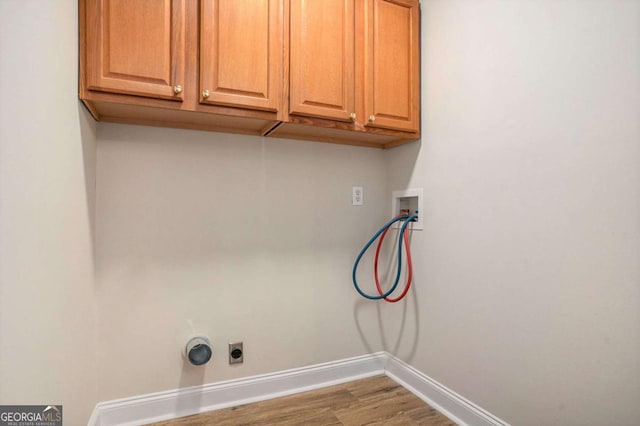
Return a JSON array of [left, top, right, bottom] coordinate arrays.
[[89, 352, 509, 426], [89, 352, 386, 426], [385, 353, 510, 426]]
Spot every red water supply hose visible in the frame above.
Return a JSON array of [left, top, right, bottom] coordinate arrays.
[[373, 218, 413, 302]]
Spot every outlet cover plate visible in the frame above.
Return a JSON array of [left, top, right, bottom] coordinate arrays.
[[229, 342, 243, 365], [352, 186, 364, 206]]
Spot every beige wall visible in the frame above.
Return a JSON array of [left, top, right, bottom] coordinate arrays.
[[387, 1, 640, 425], [94, 126, 389, 401], [0, 1, 97, 424], [2, 1, 639, 425]]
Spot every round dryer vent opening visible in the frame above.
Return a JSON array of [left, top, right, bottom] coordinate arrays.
[[185, 336, 212, 366]]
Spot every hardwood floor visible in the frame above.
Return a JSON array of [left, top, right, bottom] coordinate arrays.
[[150, 375, 456, 425]]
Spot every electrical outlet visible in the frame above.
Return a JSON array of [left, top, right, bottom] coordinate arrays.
[[229, 342, 243, 364], [352, 186, 364, 206]]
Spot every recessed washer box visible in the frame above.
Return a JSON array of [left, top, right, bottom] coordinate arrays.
[[392, 188, 423, 230]]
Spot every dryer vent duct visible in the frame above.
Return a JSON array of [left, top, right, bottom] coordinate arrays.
[[185, 336, 212, 366]]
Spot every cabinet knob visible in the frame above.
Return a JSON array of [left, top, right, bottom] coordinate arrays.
[[173, 85, 182, 94], [349, 112, 356, 121], [202, 90, 210, 99], [368, 115, 376, 123]]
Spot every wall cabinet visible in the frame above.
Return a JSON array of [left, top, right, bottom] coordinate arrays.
[[288, 0, 356, 122], [81, 0, 281, 137], [270, 0, 420, 147], [80, 0, 419, 148], [199, 0, 281, 111], [365, 0, 420, 133], [85, 0, 186, 102]]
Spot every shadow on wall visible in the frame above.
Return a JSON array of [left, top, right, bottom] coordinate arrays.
[[353, 286, 421, 363], [353, 140, 422, 363], [78, 102, 97, 263], [174, 359, 207, 419], [387, 140, 421, 191]]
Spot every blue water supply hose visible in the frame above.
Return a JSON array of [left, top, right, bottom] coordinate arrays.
[[352, 213, 418, 300]]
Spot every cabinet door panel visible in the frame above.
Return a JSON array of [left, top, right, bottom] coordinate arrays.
[[200, 0, 281, 112], [86, 0, 185, 101], [365, 0, 419, 132], [289, 0, 355, 121]]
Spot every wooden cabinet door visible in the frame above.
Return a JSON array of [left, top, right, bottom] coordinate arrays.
[[200, 0, 281, 112], [364, 0, 419, 132], [289, 0, 355, 122], [85, 0, 185, 101]]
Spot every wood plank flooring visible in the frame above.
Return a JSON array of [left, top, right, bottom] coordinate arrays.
[[150, 375, 456, 425]]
